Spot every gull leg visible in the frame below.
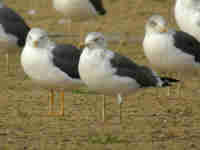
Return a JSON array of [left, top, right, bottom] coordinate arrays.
[[176, 83, 181, 97], [65, 19, 72, 33], [156, 87, 162, 98], [79, 23, 84, 48], [79, 22, 88, 49], [166, 72, 171, 97], [117, 38, 127, 51], [117, 94, 123, 124], [48, 89, 55, 115], [102, 95, 105, 122], [59, 91, 65, 116], [6, 53, 9, 73], [168, 0, 175, 25], [176, 73, 182, 98], [95, 19, 103, 32], [167, 86, 170, 97], [61, 19, 71, 37]]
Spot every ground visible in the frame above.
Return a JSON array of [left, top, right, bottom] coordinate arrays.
[[2, 0, 200, 149]]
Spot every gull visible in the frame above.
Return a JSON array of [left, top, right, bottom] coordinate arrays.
[[79, 32, 179, 122], [175, 0, 200, 41], [0, 0, 30, 73], [21, 28, 84, 116], [52, 0, 106, 45], [143, 14, 200, 96]]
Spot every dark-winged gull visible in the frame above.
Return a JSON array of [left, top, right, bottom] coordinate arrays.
[[175, 0, 200, 41], [0, 0, 30, 73], [52, 0, 106, 46], [143, 14, 200, 96], [21, 28, 84, 116], [78, 32, 179, 122]]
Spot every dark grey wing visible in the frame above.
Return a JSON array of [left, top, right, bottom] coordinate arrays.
[[89, 0, 106, 15], [52, 44, 82, 79], [173, 31, 200, 62], [0, 6, 30, 47], [110, 53, 159, 87]]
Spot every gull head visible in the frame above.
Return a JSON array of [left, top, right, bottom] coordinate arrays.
[[145, 15, 168, 34], [177, 0, 198, 8], [26, 28, 50, 49], [84, 32, 107, 49]]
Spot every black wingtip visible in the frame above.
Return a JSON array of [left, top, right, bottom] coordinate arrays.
[[161, 77, 179, 82], [98, 9, 106, 15], [160, 77, 179, 87], [89, 0, 106, 16]]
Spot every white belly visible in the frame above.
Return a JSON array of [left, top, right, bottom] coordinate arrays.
[[53, 0, 97, 22]]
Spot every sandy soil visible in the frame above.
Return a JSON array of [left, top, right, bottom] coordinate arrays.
[[2, 0, 200, 149]]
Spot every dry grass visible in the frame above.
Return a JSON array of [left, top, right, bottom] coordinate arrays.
[[2, 0, 200, 149]]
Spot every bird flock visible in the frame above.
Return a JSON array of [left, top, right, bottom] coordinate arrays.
[[3, 0, 200, 123]]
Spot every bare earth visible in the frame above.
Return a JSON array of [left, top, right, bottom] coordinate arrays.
[[2, 0, 200, 149]]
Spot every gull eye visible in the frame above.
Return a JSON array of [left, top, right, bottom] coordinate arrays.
[[150, 20, 157, 27], [28, 35, 32, 40], [93, 38, 99, 42], [40, 36, 46, 40]]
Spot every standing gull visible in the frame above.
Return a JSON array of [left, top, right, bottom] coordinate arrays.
[[0, 0, 30, 72], [21, 28, 84, 116], [52, 0, 106, 45], [143, 15, 200, 96], [175, 0, 200, 41], [79, 32, 178, 122]]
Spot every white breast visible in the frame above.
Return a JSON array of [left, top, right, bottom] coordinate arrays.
[[79, 48, 140, 95], [79, 48, 112, 89], [21, 46, 82, 89], [53, 0, 97, 22], [143, 33, 196, 73]]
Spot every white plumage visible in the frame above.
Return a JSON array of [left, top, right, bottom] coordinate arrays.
[[175, 0, 200, 41], [52, 0, 106, 46], [53, 0, 98, 22], [143, 15, 200, 96], [143, 15, 199, 74], [79, 32, 178, 122], [21, 28, 84, 116]]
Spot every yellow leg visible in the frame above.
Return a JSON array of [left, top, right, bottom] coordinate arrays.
[[79, 27, 85, 49], [96, 23, 103, 32], [102, 95, 105, 122], [67, 19, 72, 33], [166, 72, 171, 97], [168, 0, 174, 25], [176, 73, 182, 98], [79, 22, 89, 49], [6, 53, 9, 73], [117, 94, 123, 124], [117, 39, 127, 50], [59, 91, 65, 116], [64, 19, 72, 33], [48, 89, 55, 115], [119, 102, 122, 124]]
